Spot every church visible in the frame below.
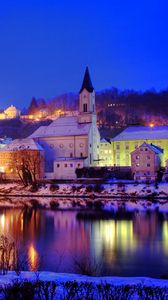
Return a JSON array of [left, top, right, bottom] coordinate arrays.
[[30, 67, 100, 179]]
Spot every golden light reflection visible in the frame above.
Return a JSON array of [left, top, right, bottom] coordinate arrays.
[[28, 244, 39, 271], [0, 214, 5, 230], [162, 221, 168, 254], [93, 220, 137, 262]]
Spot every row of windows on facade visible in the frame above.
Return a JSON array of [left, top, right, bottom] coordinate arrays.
[[56, 163, 81, 168], [48, 143, 97, 149], [115, 143, 163, 150], [135, 155, 151, 160], [135, 163, 151, 167]]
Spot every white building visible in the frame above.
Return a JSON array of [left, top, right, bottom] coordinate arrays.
[[30, 67, 100, 179]]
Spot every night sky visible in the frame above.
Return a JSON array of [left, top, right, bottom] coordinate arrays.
[[0, 0, 168, 108]]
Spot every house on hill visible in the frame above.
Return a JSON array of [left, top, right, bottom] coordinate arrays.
[[131, 142, 163, 182]]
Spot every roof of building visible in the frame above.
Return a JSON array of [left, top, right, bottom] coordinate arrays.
[[112, 126, 168, 141], [131, 142, 163, 155], [79, 66, 94, 94], [0, 138, 43, 151], [100, 138, 111, 144], [29, 116, 91, 138]]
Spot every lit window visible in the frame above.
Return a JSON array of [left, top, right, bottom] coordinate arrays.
[[105, 150, 108, 154], [136, 155, 139, 159]]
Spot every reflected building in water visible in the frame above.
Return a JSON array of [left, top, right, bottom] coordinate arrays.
[[0, 208, 168, 275]]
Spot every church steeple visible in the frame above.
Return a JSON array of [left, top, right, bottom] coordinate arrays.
[[79, 66, 94, 94], [78, 67, 96, 124]]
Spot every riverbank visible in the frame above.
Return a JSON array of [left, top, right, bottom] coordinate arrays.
[[0, 181, 168, 199], [1, 182, 168, 212], [0, 272, 168, 299]]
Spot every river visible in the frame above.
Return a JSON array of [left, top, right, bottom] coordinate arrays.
[[0, 205, 168, 278]]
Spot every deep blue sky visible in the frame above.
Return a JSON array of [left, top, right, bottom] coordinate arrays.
[[0, 0, 168, 108]]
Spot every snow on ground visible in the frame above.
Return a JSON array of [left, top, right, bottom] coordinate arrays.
[[1, 272, 168, 300], [0, 182, 168, 211], [0, 271, 168, 287]]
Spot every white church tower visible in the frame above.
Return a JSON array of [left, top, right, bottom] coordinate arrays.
[[78, 67, 100, 166], [78, 66, 97, 125]]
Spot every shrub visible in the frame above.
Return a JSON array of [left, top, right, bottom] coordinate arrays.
[[30, 199, 41, 209], [29, 184, 39, 193], [49, 184, 59, 192], [93, 184, 104, 193], [86, 185, 93, 193], [71, 185, 77, 193], [50, 201, 59, 210]]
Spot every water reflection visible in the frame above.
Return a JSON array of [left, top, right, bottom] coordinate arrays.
[[0, 207, 168, 276], [28, 244, 39, 271]]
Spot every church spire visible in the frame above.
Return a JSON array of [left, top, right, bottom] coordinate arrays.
[[79, 66, 94, 94]]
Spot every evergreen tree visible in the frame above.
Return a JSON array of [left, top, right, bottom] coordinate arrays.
[[28, 97, 38, 114]]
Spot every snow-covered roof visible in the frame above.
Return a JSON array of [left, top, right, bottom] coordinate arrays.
[[131, 142, 163, 155], [30, 116, 91, 138], [112, 126, 168, 141], [0, 138, 43, 151]]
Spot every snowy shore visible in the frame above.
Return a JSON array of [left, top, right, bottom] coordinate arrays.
[[0, 272, 168, 299], [0, 182, 168, 212], [0, 182, 168, 199], [0, 271, 168, 287]]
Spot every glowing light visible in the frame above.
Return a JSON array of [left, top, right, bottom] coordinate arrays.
[[162, 221, 168, 254], [0, 166, 5, 173], [0, 214, 5, 229], [149, 123, 154, 128], [28, 244, 39, 271]]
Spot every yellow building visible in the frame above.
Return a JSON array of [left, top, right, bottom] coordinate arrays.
[[99, 138, 113, 166], [111, 126, 168, 167]]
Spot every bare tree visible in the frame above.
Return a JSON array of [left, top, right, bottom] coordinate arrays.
[[11, 150, 44, 187]]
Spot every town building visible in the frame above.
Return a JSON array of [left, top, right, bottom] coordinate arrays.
[[111, 126, 168, 167], [131, 142, 163, 182], [0, 105, 21, 119], [29, 67, 100, 179], [99, 138, 113, 166], [0, 138, 44, 180]]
